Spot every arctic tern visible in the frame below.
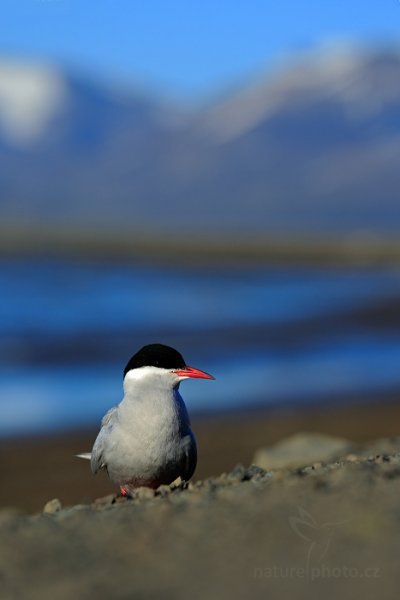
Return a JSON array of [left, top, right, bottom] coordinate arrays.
[[77, 343, 214, 495]]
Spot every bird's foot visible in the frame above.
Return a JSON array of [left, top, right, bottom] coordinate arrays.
[[113, 486, 131, 503]]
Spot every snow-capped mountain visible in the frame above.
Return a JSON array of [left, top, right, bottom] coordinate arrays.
[[1, 47, 400, 233]]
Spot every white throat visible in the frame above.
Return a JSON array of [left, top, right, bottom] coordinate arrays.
[[123, 366, 179, 397]]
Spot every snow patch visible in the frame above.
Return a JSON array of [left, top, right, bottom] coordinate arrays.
[[0, 59, 67, 146], [201, 45, 400, 144]]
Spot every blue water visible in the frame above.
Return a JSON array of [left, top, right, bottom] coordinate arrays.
[[1, 258, 400, 436]]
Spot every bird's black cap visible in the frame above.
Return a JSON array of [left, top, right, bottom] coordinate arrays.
[[123, 344, 186, 377]]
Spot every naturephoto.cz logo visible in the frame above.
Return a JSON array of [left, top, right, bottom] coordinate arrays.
[[253, 506, 381, 581]]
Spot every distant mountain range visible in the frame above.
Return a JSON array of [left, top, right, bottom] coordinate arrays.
[[1, 47, 400, 235]]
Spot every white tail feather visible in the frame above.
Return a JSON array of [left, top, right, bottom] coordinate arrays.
[[75, 452, 92, 460]]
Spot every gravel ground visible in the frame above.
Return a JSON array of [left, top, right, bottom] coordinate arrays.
[[1, 435, 400, 600]]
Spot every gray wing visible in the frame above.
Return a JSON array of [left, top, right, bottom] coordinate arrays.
[[101, 406, 118, 427], [90, 406, 118, 474], [180, 432, 197, 482]]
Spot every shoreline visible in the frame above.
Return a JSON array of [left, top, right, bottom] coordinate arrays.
[[1, 226, 400, 266], [2, 396, 400, 513]]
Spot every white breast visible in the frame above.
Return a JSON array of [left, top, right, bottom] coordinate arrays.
[[95, 367, 194, 488]]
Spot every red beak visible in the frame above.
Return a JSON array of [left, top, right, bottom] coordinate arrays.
[[174, 365, 215, 380]]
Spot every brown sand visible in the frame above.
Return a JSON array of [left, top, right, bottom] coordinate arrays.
[[2, 398, 400, 513]]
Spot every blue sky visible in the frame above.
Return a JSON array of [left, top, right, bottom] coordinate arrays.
[[1, 0, 400, 98]]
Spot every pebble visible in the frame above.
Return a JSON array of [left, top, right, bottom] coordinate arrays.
[[227, 464, 246, 481], [245, 464, 267, 479], [93, 494, 116, 507], [345, 454, 360, 462], [156, 485, 173, 497], [135, 487, 155, 500], [43, 498, 62, 514]]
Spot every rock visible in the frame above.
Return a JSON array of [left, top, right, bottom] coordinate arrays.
[[253, 432, 351, 469], [345, 453, 360, 462], [43, 498, 62, 514], [135, 487, 155, 500], [227, 463, 247, 481], [93, 494, 116, 507], [114, 495, 130, 504], [244, 464, 267, 479], [171, 476, 182, 486], [156, 485, 173, 497]]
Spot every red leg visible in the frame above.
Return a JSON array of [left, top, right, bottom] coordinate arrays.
[[120, 486, 127, 496]]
